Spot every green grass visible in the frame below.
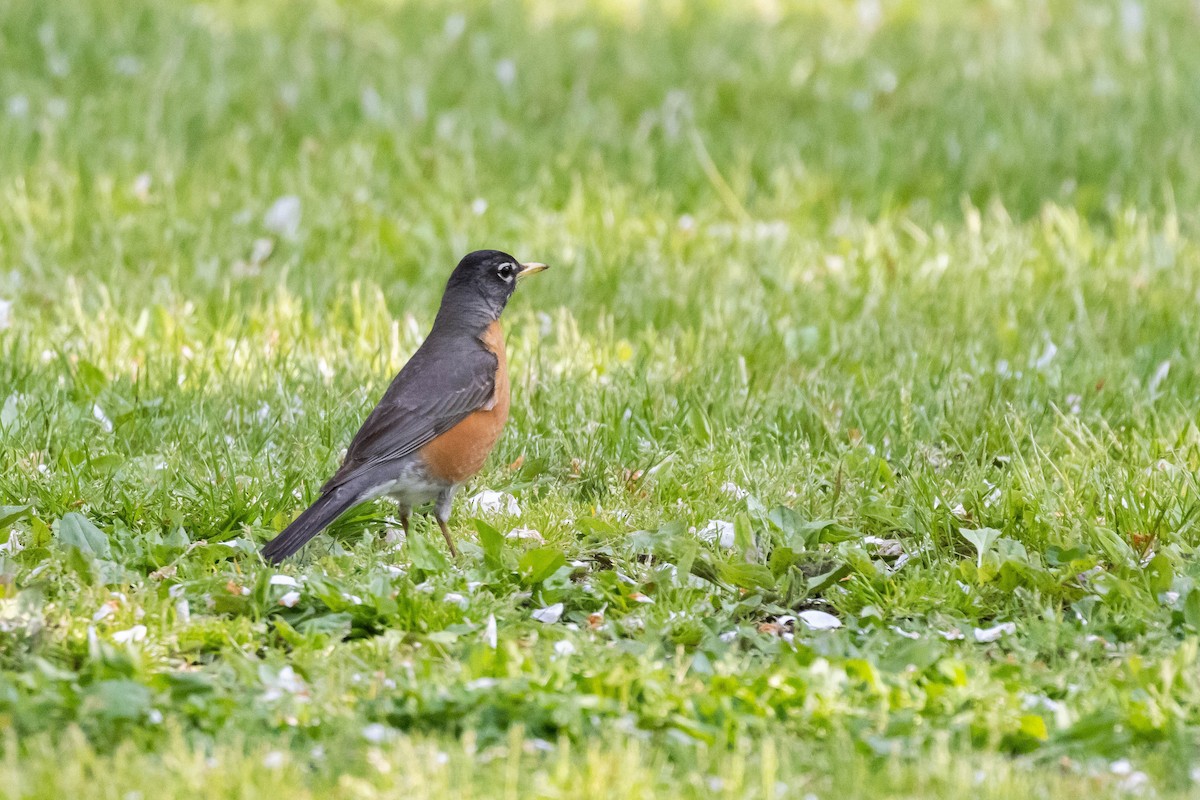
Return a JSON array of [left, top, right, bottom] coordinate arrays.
[[3, 0, 1200, 796]]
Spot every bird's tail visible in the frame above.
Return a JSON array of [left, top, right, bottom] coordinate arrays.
[[261, 482, 368, 564]]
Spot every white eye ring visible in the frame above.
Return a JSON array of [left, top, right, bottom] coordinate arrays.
[[497, 262, 515, 282]]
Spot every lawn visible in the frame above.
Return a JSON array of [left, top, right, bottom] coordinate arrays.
[[2, 0, 1200, 796]]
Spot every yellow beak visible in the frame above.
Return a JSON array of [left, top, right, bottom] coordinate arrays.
[[517, 262, 549, 279]]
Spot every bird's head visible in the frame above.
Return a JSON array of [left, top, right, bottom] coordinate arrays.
[[436, 249, 548, 329]]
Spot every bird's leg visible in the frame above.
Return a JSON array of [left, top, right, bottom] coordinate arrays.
[[397, 504, 411, 536], [433, 486, 460, 557], [437, 519, 459, 558]]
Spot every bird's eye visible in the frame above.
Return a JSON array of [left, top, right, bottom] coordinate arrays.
[[497, 262, 515, 282]]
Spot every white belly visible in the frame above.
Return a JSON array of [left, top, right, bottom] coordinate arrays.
[[356, 461, 448, 508]]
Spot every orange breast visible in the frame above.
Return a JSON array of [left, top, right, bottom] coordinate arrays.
[[420, 321, 511, 484]]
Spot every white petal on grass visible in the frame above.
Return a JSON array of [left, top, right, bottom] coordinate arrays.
[[483, 613, 497, 648], [553, 640, 576, 657], [973, 622, 1016, 642], [92, 404, 113, 433], [263, 195, 301, 238], [495, 59, 517, 87], [856, 0, 883, 32], [6, 95, 29, 118], [471, 198, 488, 216], [278, 591, 301, 608], [360, 86, 384, 120], [442, 592, 468, 609], [720, 481, 748, 500], [249, 237, 274, 265], [505, 527, 543, 543], [697, 519, 735, 549], [797, 610, 842, 630], [863, 535, 904, 558], [531, 603, 563, 624], [443, 13, 466, 41], [1119, 0, 1145, 35], [269, 575, 300, 587], [262, 751, 286, 769], [1111, 757, 1150, 793], [1148, 360, 1171, 394], [132, 172, 152, 201], [92, 602, 118, 622], [112, 624, 147, 644], [1033, 339, 1058, 371], [362, 723, 389, 743], [276, 666, 307, 695], [467, 490, 520, 516], [0, 298, 11, 330]]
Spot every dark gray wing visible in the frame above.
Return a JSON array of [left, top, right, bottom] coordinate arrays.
[[321, 341, 497, 492]]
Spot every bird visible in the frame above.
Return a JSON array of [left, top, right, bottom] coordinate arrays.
[[261, 250, 548, 564]]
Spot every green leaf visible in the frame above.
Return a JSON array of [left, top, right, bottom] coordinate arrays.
[[0, 505, 31, 529], [1092, 527, 1136, 566], [672, 537, 699, 586], [1184, 589, 1200, 630], [73, 360, 109, 400], [473, 519, 504, 569], [518, 546, 566, 585], [715, 561, 775, 591], [57, 513, 111, 558], [1146, 552, 1173, 595], [768, 507, 837, 548], [733, 513, 756, 556], [1045, 544, 1090, 566], [880, 637, 945, 673], [82, 679, 152, 721], [574, 517, 621, 536], [1018, 714, 1049, 742], [959, 527, 1002, 568], [407, 531, 449, 572], [807, 563, 851, 594], [29, 516, 51, 547], [295, 612, 353, 638], [767, 546, 802, 578], [994, 537, 1029, 565]]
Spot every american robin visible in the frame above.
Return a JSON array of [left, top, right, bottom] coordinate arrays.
[[261, 250, 548, 563]]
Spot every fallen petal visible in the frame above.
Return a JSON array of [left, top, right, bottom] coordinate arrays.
[[697, 519, 735, 549], [505, 527, 543, 543], [797, 610, 842, 630], [112, 624, 147, 644], [973, 622, 1016, 642], [467, 490, 521, 516], [531, 603, 563, 624], [263, 195, 302, 238]]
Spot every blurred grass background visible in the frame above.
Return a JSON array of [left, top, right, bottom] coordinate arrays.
[[3, 1, 1200, 797]]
